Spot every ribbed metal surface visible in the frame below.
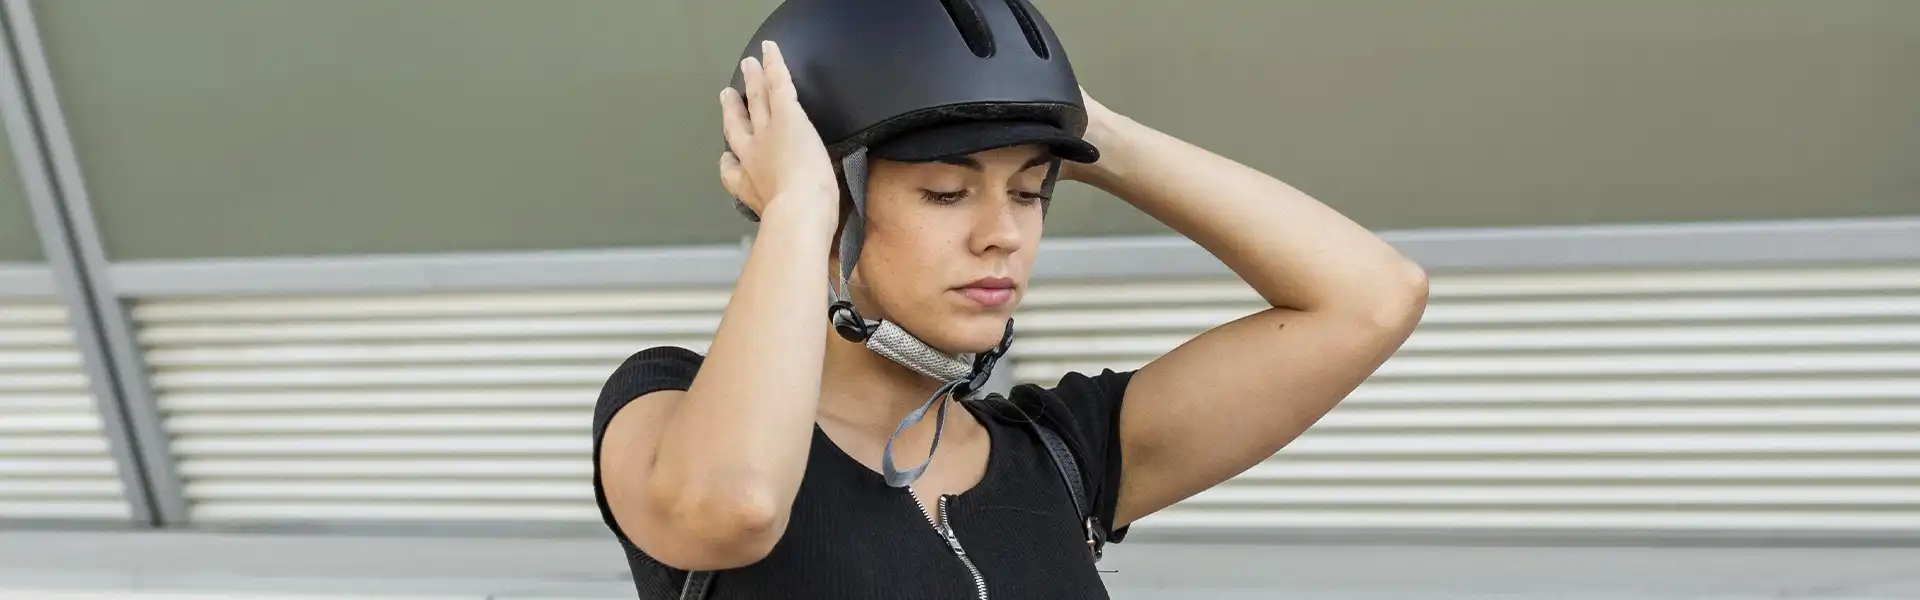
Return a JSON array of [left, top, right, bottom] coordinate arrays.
[[0, 301, 131, 520], [134, 290, 728, 522], [1014, 265, 1920, 533], [136, 265, 1920, 534]]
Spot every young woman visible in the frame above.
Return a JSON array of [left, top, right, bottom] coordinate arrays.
[[591, 1, 1428, 598]]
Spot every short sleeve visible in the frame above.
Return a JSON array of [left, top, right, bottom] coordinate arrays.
[[590, 345, 705, 545], [1030, 367, 1136, 544]]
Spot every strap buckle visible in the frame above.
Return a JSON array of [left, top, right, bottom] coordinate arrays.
[[1085, 516, 1107, 562]]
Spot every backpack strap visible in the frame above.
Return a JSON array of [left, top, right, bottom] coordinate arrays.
[[679, 569, 715, 600], [1024, 415, 1109, 562]]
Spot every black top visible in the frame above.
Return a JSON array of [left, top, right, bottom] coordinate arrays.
[[591, 346, 1134, 599]]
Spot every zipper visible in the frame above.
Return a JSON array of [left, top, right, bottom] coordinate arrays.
[[906, 487, 990, 600]]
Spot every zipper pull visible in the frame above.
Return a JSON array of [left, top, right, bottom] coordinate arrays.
[[943, 527, 966, 555]]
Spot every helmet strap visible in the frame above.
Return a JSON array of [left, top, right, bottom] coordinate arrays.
[[828, 145, 1025, 488]]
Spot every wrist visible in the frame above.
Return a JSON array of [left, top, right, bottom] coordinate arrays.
[[1069, 111, 1141, 189], [758, 191, 842, 237]]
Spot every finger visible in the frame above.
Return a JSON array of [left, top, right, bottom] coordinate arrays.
[[740, 55, 771, 129], [719, 87, 752, 153], [718, 151, 745, 199], [719, 151, 762, 209], [762, 41, 799, 108]]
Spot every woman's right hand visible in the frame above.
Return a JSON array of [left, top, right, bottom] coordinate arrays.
[[720, 40, 840, 223]]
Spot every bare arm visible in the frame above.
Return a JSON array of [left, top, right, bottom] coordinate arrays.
[[1063, 95, 1431, 529], [597, 42, 843, 571]]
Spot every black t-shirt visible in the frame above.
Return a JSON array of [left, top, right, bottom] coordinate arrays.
[[590, 346, 1134, 599]]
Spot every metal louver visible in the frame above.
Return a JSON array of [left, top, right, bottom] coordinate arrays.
[[133, 264, 1920, 535], [132, 289, 729, 522], [1013, 264, 1920, 534], [0, 300, 131, 520]]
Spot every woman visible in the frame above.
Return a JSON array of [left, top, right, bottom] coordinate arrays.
[[591, 1, 1428, 598]]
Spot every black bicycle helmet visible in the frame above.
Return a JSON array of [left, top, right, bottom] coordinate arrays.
[[728, 0, 1098, 163], [723, 0, 1096, 489]]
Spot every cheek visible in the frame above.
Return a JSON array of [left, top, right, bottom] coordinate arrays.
[[856, 202, 960, 301]]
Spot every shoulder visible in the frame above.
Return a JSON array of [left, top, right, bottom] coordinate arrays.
[[592, 346, 706, 437], [1014, 368, 1134, 444], [1004, 368, 1137, 541]]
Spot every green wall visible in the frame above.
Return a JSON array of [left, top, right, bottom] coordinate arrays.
[[0, 118, 42, 261], [31, 0, 1920, 260]]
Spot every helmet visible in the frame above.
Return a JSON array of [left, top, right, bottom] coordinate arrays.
[[729, 0, 1098, 164], [725, 0, 1097, 489]]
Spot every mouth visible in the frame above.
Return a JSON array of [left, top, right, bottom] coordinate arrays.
[[954, 276, 1018, 308]]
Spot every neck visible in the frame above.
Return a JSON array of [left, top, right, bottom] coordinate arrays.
[[817, 332, 954, 432]]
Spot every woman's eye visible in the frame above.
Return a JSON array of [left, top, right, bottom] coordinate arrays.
[[920, 189, 969, 204], [1013, 191, 1050, 206]]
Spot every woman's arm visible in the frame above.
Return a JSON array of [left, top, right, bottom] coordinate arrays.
[[1063, 93, 1430, 528], [598, 42, 843, 570]]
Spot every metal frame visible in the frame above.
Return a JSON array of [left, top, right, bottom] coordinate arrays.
[[1, 0, 184, 526], [103, 215, 1920, 297], [0, 261, 55, 296]]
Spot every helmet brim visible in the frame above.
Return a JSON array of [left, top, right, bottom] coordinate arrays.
[[869, 120, 1099, 164]]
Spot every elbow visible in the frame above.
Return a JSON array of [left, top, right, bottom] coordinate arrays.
[[1365, 258, 1429, 333], [645, 475, 786, 569]]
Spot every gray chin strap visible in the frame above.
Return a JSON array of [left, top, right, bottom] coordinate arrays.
[[828, 146, 1051, 488]]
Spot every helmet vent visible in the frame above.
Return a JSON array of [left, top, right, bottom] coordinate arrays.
[[939, 0, 996, 58], [1004, 0, 1051, 59]]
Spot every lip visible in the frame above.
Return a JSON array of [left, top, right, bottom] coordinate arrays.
[[955, 276, 1018, 308]]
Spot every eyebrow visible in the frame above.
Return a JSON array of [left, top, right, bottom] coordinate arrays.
[[936, 153, 1055, 172]]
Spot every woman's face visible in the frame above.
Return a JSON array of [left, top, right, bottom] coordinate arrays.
[[845, 144, 1054, 355]]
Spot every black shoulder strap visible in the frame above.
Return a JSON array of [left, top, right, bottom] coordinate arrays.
[[680, 569, 714, 600], [1024, 415, 1109, 561]]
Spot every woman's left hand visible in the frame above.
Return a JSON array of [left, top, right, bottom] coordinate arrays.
[[1061, 86, 1121, 183]]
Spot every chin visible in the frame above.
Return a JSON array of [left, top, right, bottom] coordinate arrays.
[[942, 314, 1017, 355], [898, 312, 1013, 356]]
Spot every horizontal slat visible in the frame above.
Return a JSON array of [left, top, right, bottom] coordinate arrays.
[[1344, 379, 1920, 403], [166, 413, 582, 434], [190, 502, 597, 521], [1187, 486, 1920, 506], [138, 315, 722, 344], [1374, 353, 1920, 377], [0, 305, 68, 324], [151, 366, 613, 389], [0, 394, 100, 411], [1141, 510, 1920, 531], [0, 436, 110, 455], [1015, 297, 1920, 334], [0, 328, 79, 347], [1014, 325, 1920, 359], [0, 479, 126, 498], [1017, 353, 1920, 383], [144, 340, 703, 367], [159, 389, 600, 411], [1279, 432, 1920, 455], [180, 458, 592, 479], [0, 349, 83, 369], [1317, 405, 1920, 429], [0, 501, 133, 519], [0, 413, 103, 434], [0, 458, 120, 477], [187, 481, 589, 501], [1428, 267, 1920, 297], [133, 290, 730, 321], [1238, 460, 1920, 482], [0, 372, 89, 391], [1019, 268, 1920, 307], [172, 435, 588, 456]]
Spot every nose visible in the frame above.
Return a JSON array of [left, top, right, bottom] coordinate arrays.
[[968, 190, 1027, 257]]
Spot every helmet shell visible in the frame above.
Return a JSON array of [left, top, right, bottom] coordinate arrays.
[[729, 0, 1087, 158]]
